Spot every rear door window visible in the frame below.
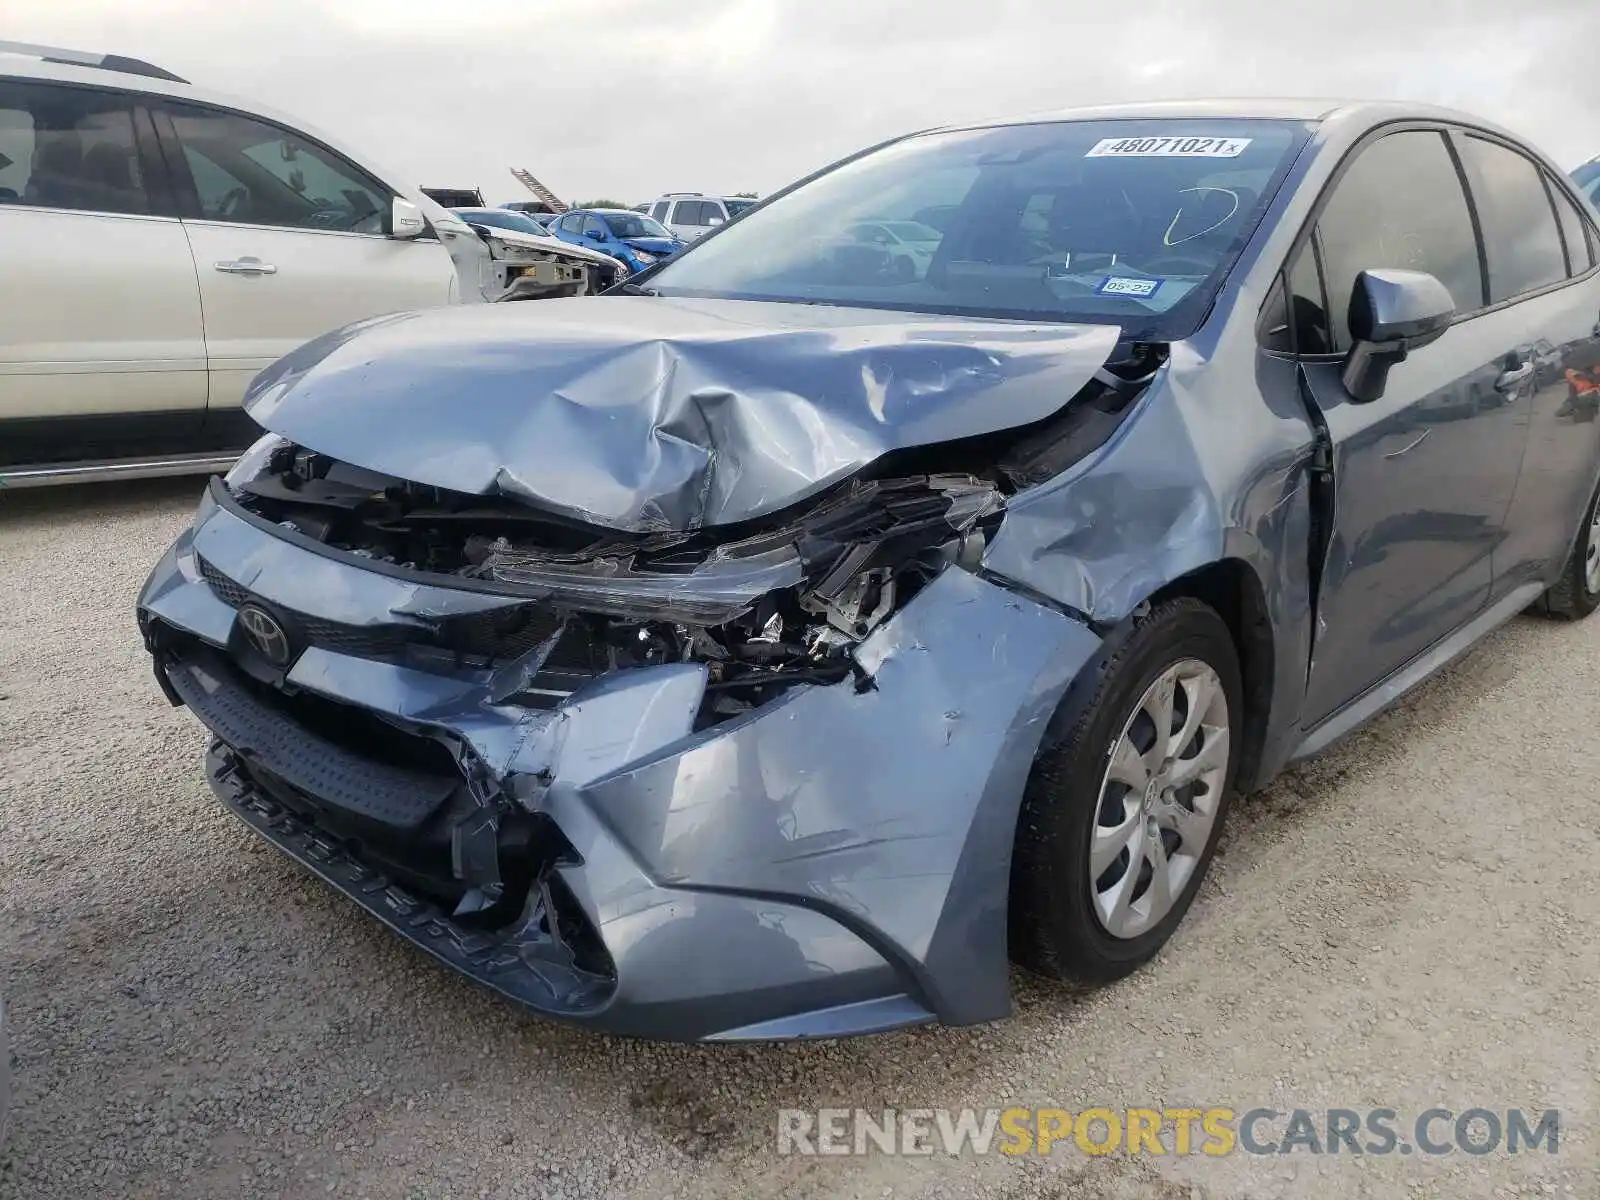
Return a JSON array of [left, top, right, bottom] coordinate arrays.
[[1458, 136, 1567, 302], [1315, 130, 1482, 349], [0, 81, 152, 217]]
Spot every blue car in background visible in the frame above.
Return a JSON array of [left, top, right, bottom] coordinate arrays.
[[549, 208, 684, 273], [1574, 157, 1600, 210]]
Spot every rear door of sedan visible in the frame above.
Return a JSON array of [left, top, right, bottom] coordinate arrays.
[[1453, 136, 1600, 594], [1279, 126, 1533, 727]]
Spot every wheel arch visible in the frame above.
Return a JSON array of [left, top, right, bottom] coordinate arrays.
[[1144, 558, 1275, 793]]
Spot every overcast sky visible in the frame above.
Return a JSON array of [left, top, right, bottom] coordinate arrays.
[[16, 0, 1600, 205]]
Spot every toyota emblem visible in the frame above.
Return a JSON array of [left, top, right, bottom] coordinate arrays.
[[237, 605, 292, 667]]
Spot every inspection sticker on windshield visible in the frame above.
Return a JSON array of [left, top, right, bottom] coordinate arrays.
[[1096, 276, 1162, 298], [1086, 135, 1252, 158]]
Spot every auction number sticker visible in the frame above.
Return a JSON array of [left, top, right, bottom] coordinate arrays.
[[1086, 135, 1252, 158], [1096, 276, 1162, 298]]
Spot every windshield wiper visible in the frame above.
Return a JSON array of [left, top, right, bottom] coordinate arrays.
[[616, 282, 659, 296]]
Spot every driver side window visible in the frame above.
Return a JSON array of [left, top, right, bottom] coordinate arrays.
[[1313, 130, 1483, 351], [166, 104, 390, 234]]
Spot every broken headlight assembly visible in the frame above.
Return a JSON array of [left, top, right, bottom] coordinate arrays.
[[221, 442, 1004, 723]]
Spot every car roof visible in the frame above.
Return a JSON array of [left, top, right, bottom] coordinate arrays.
[[0, 51, 436, 203], [941, 97, 1527, 141]]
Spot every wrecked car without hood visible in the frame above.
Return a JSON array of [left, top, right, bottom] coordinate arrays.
[[139, 100, 1600, 1040]]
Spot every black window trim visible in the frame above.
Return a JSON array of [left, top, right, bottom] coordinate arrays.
[[1451, 128, 1594, 309], [0, 75, 180, 220], [1536, 160, 1600, 261], [1259, 118, 1598, 365], [1539, 165, 1595, 278], [146, 96, 417, 240]]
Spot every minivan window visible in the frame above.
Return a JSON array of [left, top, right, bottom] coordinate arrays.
[[1316, 130, 1481, 350], [648, 119, 1309, 338], [1545, 175, 1594, 276], [1459, 136, 1567, 303], [166, 104, 390, 234], [0, 81, 151, 217]]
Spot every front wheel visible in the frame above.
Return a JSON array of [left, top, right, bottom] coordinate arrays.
[[1540, 478, 1600, 619], [1009, 598, 1242, 983]]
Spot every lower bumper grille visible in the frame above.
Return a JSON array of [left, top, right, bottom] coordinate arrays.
[[207, 741, 616, 1015]]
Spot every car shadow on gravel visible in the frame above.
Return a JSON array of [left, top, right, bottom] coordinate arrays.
[[0, 477, 206, 524]]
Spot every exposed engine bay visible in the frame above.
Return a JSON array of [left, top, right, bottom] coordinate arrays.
[[223, 346, 1156, 724], [233, 447, 1000, 723]]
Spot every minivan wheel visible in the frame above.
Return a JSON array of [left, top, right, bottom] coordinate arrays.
[[1009, 598, 1242, 984], [1541, 479, 1600, 620]]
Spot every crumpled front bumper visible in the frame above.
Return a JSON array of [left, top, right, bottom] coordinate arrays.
[[137, 483, 1102, 1041]]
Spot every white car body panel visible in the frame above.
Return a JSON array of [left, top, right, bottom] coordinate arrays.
[[0, 205, 207, 418], [181, 218, 458, 409]]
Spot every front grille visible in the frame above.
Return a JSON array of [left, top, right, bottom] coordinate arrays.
[[197, 556, 250, 607], [198, 554, 564, 665]]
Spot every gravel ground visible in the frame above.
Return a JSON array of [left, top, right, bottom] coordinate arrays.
[[1, 479, 1595, 1200]]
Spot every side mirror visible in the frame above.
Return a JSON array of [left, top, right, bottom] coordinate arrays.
[[706, 215, 725, 227], [390, 198, 425, 240], [1341, 268, 1455, 403]]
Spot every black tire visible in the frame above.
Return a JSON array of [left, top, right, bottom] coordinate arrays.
[[1540, 478, 1600, 620], [1009, 597, 1242, 984]]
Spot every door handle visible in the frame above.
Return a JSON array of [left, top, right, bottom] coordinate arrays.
[[213, 257, 277, 276], [1383, 430, 1430, 459], [1494, 361, 1534, 392]]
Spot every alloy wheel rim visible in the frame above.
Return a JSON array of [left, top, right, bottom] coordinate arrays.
[[1090, 658, 1230, 940], [1586, 504, 1600, 594]]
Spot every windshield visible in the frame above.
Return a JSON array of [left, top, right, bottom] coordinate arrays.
[[603, 212, 673, 239], [454, 208, 550, 236], [648, 119, 1309, 338], [724, 198, 755, 215]]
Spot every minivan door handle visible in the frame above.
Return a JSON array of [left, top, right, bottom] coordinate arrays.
[[213, 257, 277, 276], [1494, 361, 1534, 392]]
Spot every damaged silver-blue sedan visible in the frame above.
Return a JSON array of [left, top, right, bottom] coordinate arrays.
[[138, 101, 1600, 1040]]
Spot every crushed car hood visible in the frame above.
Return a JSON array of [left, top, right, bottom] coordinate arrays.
[[243, 297, 1123, 532], [468, 223, 621, 270]]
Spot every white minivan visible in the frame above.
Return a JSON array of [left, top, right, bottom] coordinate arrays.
[[0, 42, 614, 487]]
